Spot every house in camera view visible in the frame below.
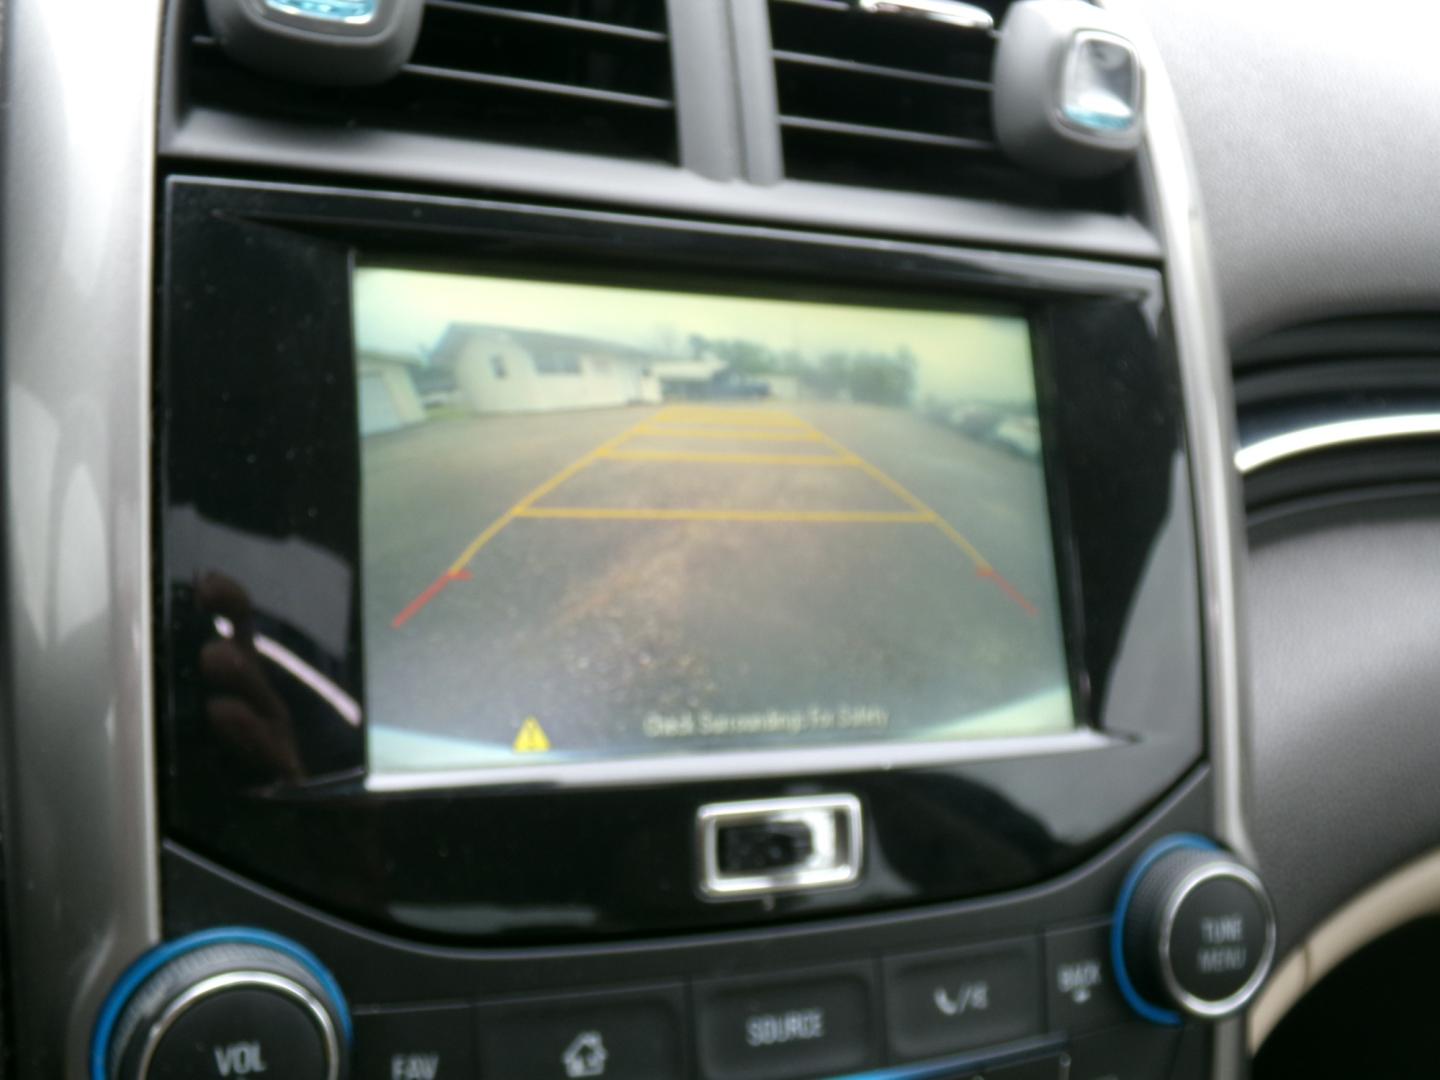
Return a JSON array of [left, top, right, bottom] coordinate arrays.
[[358, 323, 784, 436], [356, 349, 428, 435], [431, 323, 665, 415]]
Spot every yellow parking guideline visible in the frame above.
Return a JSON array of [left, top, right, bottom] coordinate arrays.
[[515, 507, 935, 523], [447, 414, 654, 574], [599, 448, 860, 466], [631, 426, 824, 442], [647, 412, 809, 429], [775, 410, 995, 574], [438, 404, 1000, 599], [513, 716, 552, 753]]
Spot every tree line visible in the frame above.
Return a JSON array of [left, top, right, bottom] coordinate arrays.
[[686, 334, 917, 407]]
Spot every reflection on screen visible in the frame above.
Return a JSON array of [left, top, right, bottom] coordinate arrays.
[[355, 267, 1075, 775]]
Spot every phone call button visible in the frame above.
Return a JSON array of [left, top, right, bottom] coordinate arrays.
[[883, 937, 1042, 1062]]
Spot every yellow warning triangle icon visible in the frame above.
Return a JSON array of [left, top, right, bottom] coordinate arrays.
[[513, 716, 551, 753]]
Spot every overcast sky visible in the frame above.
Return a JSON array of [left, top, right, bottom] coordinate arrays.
[[354, 266, 1038, 404]]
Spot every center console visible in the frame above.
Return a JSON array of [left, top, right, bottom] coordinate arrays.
[[0, 0, 1267, 1076], [85, 174, 1270, 1080]]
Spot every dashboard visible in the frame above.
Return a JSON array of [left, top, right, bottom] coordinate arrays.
[[2, 0, 1437, 1078]]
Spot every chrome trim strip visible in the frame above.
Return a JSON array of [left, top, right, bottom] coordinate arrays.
[[697, 794, 864, 897], [854, 0, 996, 33], [1235, 413, 1440, 474], [135, 971, 341, 1080], [1156, 863, 1277, 1020], [1, 0, 163, 1074], [1101, 0, 1255, 862]]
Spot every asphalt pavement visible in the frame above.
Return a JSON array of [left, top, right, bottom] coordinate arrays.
[[361, 402, 1074, 771]]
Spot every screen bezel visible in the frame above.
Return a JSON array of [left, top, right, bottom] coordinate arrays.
[[157, 176, 1202, 942]]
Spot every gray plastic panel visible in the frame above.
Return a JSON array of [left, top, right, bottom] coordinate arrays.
[[163, 107, 1162, 261], [1137, 0, 1440, 344], [1247, 495, 1440, 956]]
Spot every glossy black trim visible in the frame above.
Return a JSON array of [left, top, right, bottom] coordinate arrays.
[[163, 772, 1213, 1000], [157, 176, 1202, 942]]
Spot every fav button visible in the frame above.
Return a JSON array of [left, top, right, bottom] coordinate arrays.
[[694, 962, 878, 1080], [883, 938, 1041, 1062], [353, 1005, 475, 1080], [476, 986, 686, 1080], [1044, 923, 1131, 1033]]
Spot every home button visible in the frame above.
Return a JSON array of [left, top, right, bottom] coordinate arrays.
[[475, 986, 685, 1079]]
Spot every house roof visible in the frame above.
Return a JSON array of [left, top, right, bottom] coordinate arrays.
[[357, 348, 424, 369], [430, 323, 658, 368]]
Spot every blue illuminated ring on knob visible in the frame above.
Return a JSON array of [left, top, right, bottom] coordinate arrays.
[[90, 927, 352, 1080], [1110, 833, 1219, 1026]]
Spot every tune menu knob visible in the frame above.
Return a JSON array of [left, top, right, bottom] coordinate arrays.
[[1113, 836, 1277, 1025], [94, 929, 351, 1080]]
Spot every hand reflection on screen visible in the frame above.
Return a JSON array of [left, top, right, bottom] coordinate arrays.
[[196, 572, 306, 784]]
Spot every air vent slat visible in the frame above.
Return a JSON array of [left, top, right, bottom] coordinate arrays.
[[425, 0, 669, 43], [780, 115, 997, 152], [768, 0, 1128, 210], [773, 50, 991, 93], [182, 0, 677, 162], [446, 0, 667, 31], [405, 63, 672, 109]]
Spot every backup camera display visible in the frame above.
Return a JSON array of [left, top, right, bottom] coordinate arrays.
[[355, 267, 1076, 775]]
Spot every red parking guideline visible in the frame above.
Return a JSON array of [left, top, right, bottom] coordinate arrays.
[[391, 567, 472, 629]]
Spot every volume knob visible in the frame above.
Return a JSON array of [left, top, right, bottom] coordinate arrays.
[[1114, 837, 1277, 1024], [98, 930, 350, 1080]]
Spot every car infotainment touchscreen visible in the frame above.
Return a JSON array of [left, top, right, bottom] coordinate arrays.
[[354, 266, 1076, 776]]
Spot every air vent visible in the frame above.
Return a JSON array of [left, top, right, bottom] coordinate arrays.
[[184, 0, 678, 163], [768, 0, 1126, 209]]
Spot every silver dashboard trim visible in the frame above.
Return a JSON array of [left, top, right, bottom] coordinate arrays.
[[1103, 0, 1254, 1073], [1, 0, 163, 1074], [1235, 412, 1440, 474], [1102, 0, 1255, 869]]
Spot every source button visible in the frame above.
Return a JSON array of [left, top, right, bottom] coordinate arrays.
[[694, 962, 878, 1080]]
